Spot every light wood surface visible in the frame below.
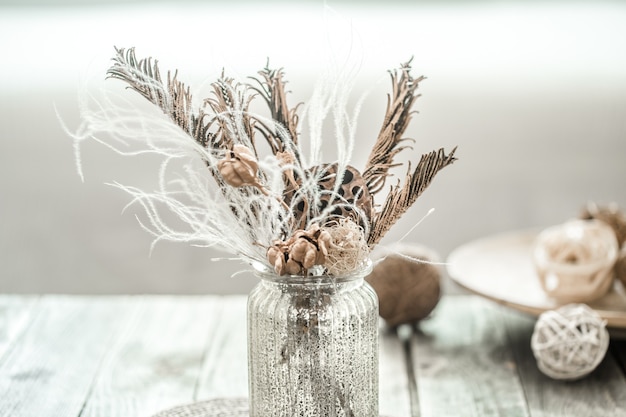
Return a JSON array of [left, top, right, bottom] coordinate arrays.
[[0, 295, 624, 417]]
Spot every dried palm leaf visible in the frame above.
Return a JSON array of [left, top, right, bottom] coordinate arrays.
[[362, 59, 425, 196], [107, 47, 195, 134], [367, 147, 457, 246], [205, 74, 256, 153], [249, 65, 302, 157]]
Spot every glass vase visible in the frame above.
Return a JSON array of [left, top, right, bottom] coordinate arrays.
[[247, 263, 379, 417]]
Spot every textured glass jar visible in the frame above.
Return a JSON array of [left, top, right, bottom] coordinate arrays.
[[247, 263, 379, 417]]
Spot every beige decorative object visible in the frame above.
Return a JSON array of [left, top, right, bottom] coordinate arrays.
[[580, 202, 626, 287], [217, 144, 267, 194], [580, 201, 626, 246], [533, 219, 619, 303], [323, 219, 370, 276], [366, 244, 441, 327], [614, 247, 626, 288], [531, 304, 609, 380]]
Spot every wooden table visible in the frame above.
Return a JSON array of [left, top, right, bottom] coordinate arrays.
[[1, 295, 625, 417]]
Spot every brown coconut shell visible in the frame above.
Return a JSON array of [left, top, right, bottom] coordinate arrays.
[[366, 244, 441, 327]]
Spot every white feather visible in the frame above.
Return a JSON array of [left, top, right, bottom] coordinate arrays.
[[66, 42, 374, 272]]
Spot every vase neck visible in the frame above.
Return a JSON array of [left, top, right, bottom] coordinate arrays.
[[253, 259, 372, 286]]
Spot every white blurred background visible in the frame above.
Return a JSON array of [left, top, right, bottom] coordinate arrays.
[[1, 0, 625, 294]]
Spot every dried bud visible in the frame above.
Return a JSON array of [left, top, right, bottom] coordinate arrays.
[[267, 244, 286, 275], [266, 224, 332, 275], [267, 240, 305, 276], [285, 258, 303, 275], [289, 238, 318, 270], [217, 144, 260, 188]]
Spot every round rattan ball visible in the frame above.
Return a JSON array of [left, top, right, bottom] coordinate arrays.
[[531, 304, 609, 380], [366, 244, 441, 327]]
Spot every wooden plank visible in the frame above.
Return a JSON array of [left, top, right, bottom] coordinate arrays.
[[195, 296, 249, 399], [0, 296, 133, 417], [0, 296, 40, 362], [502, 307, 626, 417], [80, 295, 224, 417], [412, 296, 529, 417], [380, 324, 413, 417]]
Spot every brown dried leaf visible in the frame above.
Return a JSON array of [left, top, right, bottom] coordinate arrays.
[[362, 59, 426, 196], [367, 147, 457, 247]]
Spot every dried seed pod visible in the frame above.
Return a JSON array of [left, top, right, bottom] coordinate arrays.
[[267, 243, 288, 275], [217, 144, 268, 195], [291, 164, 372, 231], [316, 228, 333, 261], [289, 237, 318, 270], [266, 224, 331, 275]]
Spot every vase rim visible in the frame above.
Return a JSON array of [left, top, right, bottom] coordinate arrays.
[[251, 259, 373, 284]]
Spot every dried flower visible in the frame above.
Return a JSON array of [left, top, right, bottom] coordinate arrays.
[[267, 241, 301, 275], [267, 224, 333, 275], [71, 47, 458, 278], [218, 144, 268, 194]]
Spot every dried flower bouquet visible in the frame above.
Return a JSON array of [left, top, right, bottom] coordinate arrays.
[[72, 47, 457, 277]]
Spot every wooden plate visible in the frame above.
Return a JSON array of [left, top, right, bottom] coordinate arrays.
[[447, 229, 626, 331]]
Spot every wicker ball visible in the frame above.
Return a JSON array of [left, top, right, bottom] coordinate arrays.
[[366, 244, 441, 327], [531, 304, 609, 380]]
